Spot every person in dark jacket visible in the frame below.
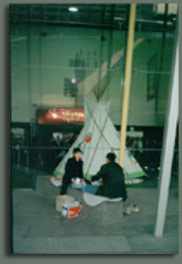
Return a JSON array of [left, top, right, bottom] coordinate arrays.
[[60, 148, 84, 195], [91, 152, 127, 201]]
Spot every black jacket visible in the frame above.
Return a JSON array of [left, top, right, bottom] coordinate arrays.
[[60, 157, 83, 195], [91, 162, 127, 200]]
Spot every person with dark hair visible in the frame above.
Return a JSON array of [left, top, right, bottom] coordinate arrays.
[[60, 148, 84, 195], [90, 152, 127, 200]]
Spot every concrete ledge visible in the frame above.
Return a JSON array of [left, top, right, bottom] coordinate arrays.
[[89, 200, 123, 225], [67, 188, 123, 225], [36, 176, 59, 197]]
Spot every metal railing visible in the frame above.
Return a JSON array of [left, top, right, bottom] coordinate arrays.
[[11, 145, 178, 176]]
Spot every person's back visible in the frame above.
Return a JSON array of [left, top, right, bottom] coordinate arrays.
[[91, 153, 127, 200], [100, 162, 126, 199]]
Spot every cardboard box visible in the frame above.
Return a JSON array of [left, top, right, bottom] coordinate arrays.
[[68, 205, 83, 219], [62, 202, 83, 219], [56, 195, 75, 212]]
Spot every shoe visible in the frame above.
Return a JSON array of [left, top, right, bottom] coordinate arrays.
[[123, 207, 132, 215], [129, 204, 140, 213]]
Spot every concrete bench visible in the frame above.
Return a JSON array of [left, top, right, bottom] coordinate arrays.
[[83, 192, 123, 225], [90, 199, 123, 225], [67, 188, 123, 225]]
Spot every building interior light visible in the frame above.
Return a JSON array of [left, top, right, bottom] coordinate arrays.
[[71, 78, 76, 84], [68, 6, 79, 12]]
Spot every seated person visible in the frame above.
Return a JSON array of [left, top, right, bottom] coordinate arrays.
[[60, 148, 85, 195], [90, 152, 127, 201]]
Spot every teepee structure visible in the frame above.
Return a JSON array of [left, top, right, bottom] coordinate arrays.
[[53, 100, 145, 181]]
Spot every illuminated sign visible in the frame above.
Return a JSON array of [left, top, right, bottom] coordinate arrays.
[[37, 108, 84, 124]]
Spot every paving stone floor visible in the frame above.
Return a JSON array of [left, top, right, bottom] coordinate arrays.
[[12, 175, 178, 254]]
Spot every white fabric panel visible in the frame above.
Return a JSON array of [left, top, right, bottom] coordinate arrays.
[[54, 100, 145, 177]]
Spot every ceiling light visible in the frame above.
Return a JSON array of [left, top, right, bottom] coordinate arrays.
[[68, 6, 78, 12], [71, 78, 76, 84]]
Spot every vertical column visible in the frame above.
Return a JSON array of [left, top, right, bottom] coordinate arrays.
[[119, 4, 136, 166], [154, 39, 179, 237]]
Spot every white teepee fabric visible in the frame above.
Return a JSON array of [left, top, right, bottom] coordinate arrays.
[[53, 100, 145, 180]]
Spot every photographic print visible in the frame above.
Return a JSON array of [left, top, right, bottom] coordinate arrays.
[[10, 3, 179, 254]]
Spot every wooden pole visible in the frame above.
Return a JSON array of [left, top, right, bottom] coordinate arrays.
[[119, 4, 136, 166]]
